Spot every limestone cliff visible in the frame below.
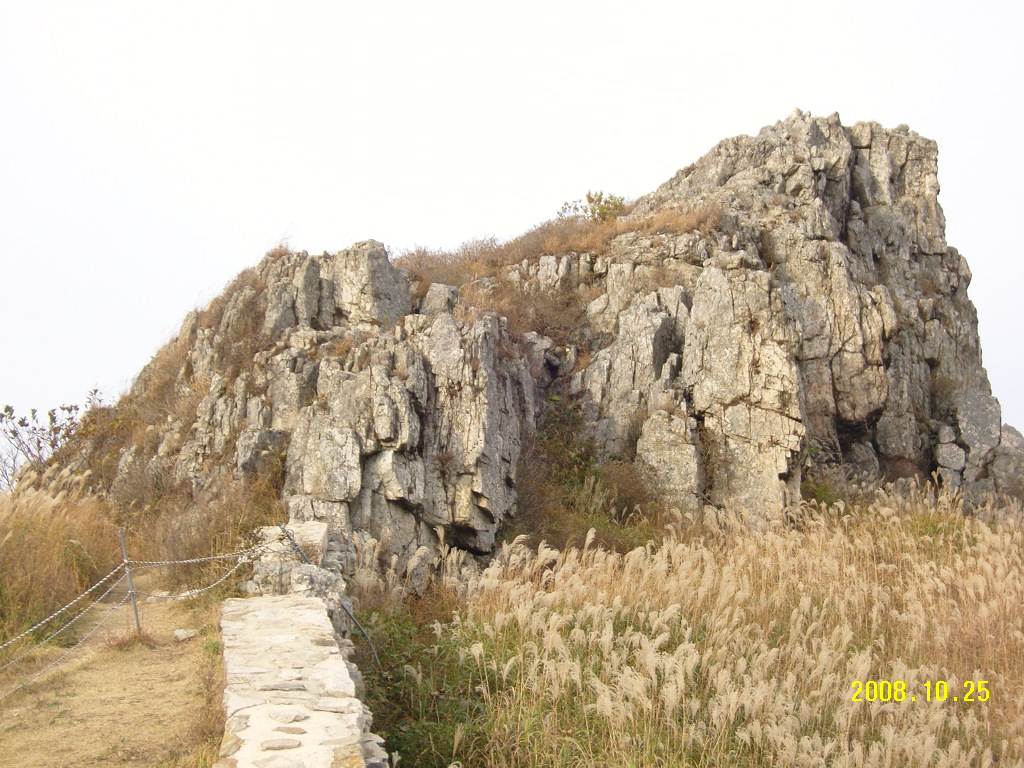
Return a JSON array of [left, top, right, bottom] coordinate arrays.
[[75, 111, 1023, 585]]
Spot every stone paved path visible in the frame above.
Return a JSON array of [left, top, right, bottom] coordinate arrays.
[[214, 595, 386, 768]]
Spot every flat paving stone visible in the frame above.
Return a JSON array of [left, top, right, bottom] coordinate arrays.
[[261, 738, 302, 750]]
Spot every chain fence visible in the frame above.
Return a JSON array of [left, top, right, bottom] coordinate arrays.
[[275, 522, 381, 668], [0, 564, 125, 656], [1, 521, 385, 702], [0, 572, 128, 678], [0, 529, 283, 703]]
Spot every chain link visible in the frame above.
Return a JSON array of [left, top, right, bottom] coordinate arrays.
[[0, 592, 131, 702], [0, 565, 125, 654], [276, 522, 314, 565], [274, 522, 381, 669], [0, 529, 368, 691], [0, 537, 274, 680], [0, 574, 128, 675], [134, 559, 246, 600], [129, 540, 269, 570]]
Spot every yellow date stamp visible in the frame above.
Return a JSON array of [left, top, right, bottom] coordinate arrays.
[[851, 680, 991, 703]]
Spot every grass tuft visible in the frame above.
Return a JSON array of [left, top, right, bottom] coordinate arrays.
[[103, 629, 157, 652]]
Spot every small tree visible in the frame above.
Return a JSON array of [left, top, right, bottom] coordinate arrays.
[[558, 190, 628, 223], [0, 402, 82, 489]]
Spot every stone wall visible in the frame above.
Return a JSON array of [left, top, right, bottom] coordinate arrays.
[[214, 594, 387, 768], [212, 521, 387, 768]]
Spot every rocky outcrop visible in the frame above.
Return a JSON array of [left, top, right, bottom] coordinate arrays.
[[115, 240, 534, 590], [96, 112, 1019, 588], [566, 110, 1016, 513], [282, 308, 534, 563]]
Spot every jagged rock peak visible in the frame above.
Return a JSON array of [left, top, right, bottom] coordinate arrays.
[[577, 110, 1015, 511], [77, 111, 1021, 592]]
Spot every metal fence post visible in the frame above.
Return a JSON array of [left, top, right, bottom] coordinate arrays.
[[118, 529, 141, 634]]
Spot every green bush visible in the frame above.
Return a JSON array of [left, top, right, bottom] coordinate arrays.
[[506, 396, 662, 551], [559, 190, 628, 223], [354, 599, 485, 768]]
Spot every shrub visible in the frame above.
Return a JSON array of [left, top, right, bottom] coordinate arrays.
[[397, 238, 504, 289], [397, 193, 634, 297], [508, 215, 626, 260], [558, 190, 629, 223], [353, 599, 484, 768], [504, 396, 662, 552], [72, 403, 140, 492], [801, 472, 843, 506], [0, 402, 82, 490], [931, 375, 958, 416], [128, 453, 286, 589], [310, 334, 357, 362], [598, 460, 654, 520], [460, 282, 586, 347], [759, 225, 778, 268]]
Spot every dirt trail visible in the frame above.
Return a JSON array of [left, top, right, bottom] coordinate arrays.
[[0, 578, 224, 768]]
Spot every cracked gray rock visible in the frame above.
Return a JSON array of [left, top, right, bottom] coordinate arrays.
[[104, 110, 1017, 573]]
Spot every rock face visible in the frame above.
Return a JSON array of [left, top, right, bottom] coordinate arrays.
[[160, 240, 534, 583], [96, 112, 1020, 585], [585, 110, 1015, 515], [282, 308, 534, 560]]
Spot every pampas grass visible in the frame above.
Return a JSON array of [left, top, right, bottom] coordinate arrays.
[[359, 484, 1024, 767], [0, 468, 121, 644]]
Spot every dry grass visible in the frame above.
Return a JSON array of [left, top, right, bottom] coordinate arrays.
[[598, 460, 654, 520], [83, 260, 271, 476], [453, 489, 1024, 767], [0, 471, 121, 645], [103, 629, 157, 651], [511, 397, 663, 551], [397, 218, 631, 294], [522, 216, 625, 258], [195, 267, 262, 333], [183, 633, 229, 767], [460, 281, 587, 347], [0, 595, 227, 767], [395, 203, 724, 356], [125, 469, 285, 590], [397, 202, 725, 296], [43, 262, 269, 528], [0, 474, 257, 764], [398, 237, 505, 289], [356, 485, 1024, 767], [637, 202, 725, 237], [68, 331, 207, 496], [1, 461, 282, 651], [311, 334, 357, 362]]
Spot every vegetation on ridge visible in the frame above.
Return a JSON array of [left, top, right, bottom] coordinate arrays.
[[354, 487, 1024, 767], [507, 394, 664, 552], [395, 192, 722, 346]]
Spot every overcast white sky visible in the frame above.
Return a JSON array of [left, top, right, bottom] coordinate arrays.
[[1, 0, 1021, 432]]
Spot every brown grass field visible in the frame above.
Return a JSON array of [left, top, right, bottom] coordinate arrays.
[[3, 460, 1022, 767], [354, 485, 1024, 767]]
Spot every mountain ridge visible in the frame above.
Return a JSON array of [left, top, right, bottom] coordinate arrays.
[[53, 109, 1024, 586]]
